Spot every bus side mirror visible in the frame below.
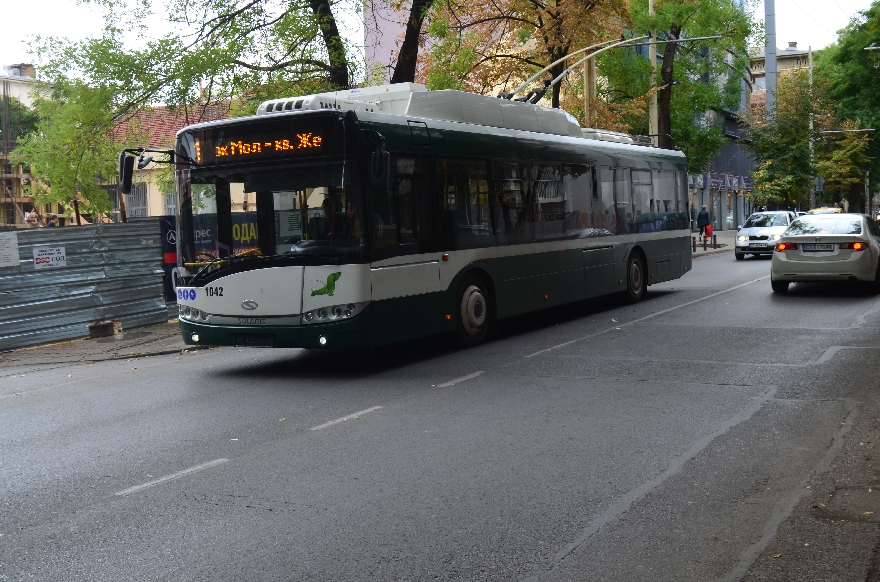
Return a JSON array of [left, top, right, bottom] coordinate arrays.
[[119, 152, 135, 195]]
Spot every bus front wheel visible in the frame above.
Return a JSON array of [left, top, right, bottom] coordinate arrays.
[[623, 252, 646, 304], [455, 274, 491, 347]]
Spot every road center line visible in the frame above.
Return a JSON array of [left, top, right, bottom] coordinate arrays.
[[524, 276, 769, 358], [310, 406, 383, 431], [435, 371, 484, 388], [114, 458, 229, 497]]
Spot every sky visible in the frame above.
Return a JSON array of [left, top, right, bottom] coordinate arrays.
[[0, 0, 875, 71]]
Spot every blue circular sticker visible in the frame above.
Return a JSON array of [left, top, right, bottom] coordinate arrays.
[[189, 289, 196, 300]]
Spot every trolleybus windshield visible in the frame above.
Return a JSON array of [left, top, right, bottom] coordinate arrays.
[[177, 158, 366, 277]]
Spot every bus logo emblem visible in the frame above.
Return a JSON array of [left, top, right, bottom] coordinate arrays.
[[241, 300, 259, 310], [311, 272, 342, 297]]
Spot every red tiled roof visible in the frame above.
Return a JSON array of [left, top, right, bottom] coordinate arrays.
[[113, 103, 232, 148]]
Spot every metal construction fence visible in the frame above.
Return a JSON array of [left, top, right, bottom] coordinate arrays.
[[0, 219, 169, 352]]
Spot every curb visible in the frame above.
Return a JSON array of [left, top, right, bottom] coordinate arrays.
[[693, 247, 732, 258]]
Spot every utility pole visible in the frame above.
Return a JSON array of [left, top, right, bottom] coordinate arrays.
[[648, 0, 658, 147], [765, 0, 778, 111], [583, 58, 596, 127], [809, 45, 816, 209]]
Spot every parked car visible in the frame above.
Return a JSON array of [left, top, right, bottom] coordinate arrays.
[[770, 213, 880, 293], [734, 211, 798, 260]]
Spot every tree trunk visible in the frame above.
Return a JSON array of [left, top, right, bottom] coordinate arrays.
[[848, 182, 863, 213], [657, 25, 681, 150], [390, 0, 434, 83], [309, 0, 350, 88]]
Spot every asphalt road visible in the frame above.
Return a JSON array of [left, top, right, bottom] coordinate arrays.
[[4, 252, 880, 581]]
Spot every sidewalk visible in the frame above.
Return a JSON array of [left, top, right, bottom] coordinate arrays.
[[0, 319, 194, 375], [691, 228, 737, 258]]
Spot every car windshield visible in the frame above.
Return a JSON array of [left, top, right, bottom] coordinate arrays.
[[743, 213, 788, 228], [786, 216, 862, 235]]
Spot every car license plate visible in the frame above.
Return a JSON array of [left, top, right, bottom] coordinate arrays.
[[803, 243, 834, 252], [749, 242, 767, 248]]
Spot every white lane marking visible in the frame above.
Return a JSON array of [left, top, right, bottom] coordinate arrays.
[[435, 371, 484, 388], [310, 406, 383, 431], [114, 458, 229, 497], [524, 276, 769, 358]]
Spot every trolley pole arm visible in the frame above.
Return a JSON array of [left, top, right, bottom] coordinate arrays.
[[500, 37, 629, 100]]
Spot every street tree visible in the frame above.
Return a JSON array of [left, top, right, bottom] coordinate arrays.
[[745, 69, 833, 209], [815, 119, 874, 210], [619, 0, 755, 168], [814, 1, 880, 195], [10, 81, 123, 215], [419, 0, 629, 107], [0, 96, 40, 151]]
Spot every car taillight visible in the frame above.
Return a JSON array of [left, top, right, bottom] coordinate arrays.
[[776, 242, 798, 251], [840, 242, 867, 251]]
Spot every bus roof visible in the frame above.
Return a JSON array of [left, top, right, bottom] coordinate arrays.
[[253, 84, 638, 145]]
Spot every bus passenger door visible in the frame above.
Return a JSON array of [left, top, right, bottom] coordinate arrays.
[[583, 246, 614, 299]]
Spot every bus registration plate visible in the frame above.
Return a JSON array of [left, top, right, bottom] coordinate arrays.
[[803, 244, 834, 252]]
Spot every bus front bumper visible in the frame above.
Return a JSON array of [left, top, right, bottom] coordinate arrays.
[[179, 312, 372, 350]]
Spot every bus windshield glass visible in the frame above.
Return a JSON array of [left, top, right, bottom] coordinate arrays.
[[177, 158, 366, 272]]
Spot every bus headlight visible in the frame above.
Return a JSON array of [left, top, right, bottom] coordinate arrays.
[[302, 302, 368, 324]]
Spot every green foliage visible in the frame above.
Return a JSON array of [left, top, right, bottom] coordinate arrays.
[[745, 70, 818, 208], [0, 96, 40, 148], [815, 1, 880, 179], [816, 120, 873, 200], [10, 80, 121, 213], [425, 19, 479, 91], [614, 0, 757, 172]]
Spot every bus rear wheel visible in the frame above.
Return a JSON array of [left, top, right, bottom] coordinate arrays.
[[455, 274, 491, 347], [623, 252, 646, 304]]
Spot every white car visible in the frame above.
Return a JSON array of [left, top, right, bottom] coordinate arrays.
[[770, 213, 880, 293], [735, 211, 797, 260]]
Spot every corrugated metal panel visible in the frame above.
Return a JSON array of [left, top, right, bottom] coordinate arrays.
[[0, 220, 168, 352]]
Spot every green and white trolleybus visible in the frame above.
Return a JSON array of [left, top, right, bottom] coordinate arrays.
[[155, 83, 691, 349]]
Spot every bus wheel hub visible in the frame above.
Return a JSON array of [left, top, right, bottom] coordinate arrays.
[[461, 285, 486, 335]]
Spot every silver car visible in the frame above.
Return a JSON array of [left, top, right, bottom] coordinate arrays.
[[770, 213, 880, 293], [734, 211, 797, 260]]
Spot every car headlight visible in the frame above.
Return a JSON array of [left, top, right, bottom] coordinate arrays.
[[770, 234, 782, 241], [737, 235, 748, 242]]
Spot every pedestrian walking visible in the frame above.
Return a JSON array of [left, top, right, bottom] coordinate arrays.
[[697, 205, 711, 240]]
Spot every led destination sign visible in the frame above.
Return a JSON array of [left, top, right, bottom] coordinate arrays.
[[212, 133, 323, 159], [186, 115, 339, 165]]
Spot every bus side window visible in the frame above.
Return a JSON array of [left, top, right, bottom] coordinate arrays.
[[491, 161, 530, 245], [596, 166, 615, 234], [631, 170, 655, 232], [652, 170, 677, 230], [369, 155, 399, 261], [394, 156, 417, 245], [533, 164, 564, 240], [437, 157, 492, 249], [612, 168, 632, 235], [565, 164, 591, 233], [392, 154, 435, 253], [675, 171, 689, 228]]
